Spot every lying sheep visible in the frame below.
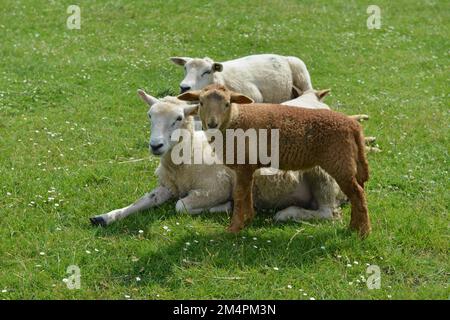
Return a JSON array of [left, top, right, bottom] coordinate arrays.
[[178, 84, 372, 237], [90, 90, 346, 226], [170, 54, 312, 102]]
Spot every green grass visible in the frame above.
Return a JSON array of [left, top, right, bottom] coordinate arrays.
[[0, 0, 448, 299]]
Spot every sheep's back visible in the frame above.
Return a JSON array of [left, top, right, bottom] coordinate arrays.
[[232, 103, 361, 169]]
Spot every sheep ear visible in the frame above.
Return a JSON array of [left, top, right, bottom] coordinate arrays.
[[170, 57, 191, 66], [184, 105, 198, 117], [137, 89, 159, 106], [177, 90, 201, 102], [230, 93, 254, 104], [212, 62, 223, 72], [315, 89, 331, 101]]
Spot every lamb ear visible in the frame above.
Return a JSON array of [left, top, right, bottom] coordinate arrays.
[[170, 57, 191, 66], [315, 89, 331, 101], [137, 89, 159, 106], [177, 90, 201, 102], [212, 62, 223, 72], [183, 105, 199, 117], [230, 93, 254, 104]]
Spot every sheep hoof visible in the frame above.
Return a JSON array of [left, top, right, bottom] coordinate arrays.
[[226, 223, 243, 234], [349, 222, 371, 238], [274, 211, 290, 222], [90, 216, 107, 227]]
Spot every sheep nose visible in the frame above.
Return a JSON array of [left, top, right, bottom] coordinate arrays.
[[208, 122, 218, 129], [150, 143, 163, 151], [180, 85, 191, 93]]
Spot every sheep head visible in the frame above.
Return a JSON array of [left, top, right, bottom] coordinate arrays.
[[178, 84, 253, 130]]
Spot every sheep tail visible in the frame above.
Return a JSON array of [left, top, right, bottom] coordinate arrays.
[[286, 56, 313, 96], [354, 130, 370, 187]]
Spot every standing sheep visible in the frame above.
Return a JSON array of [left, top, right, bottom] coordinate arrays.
[[178, 84, 371, 237], [90, 90, 345, 226], [170, 54, 312, 102], [283, 88, 380, 152]]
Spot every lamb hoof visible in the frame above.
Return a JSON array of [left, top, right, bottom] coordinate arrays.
[[226, 224, 243, 234], [349, 223, 371, 238], [90, 216, 107, 227]]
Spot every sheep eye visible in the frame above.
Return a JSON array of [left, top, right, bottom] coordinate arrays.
[[199, 102, 203, 106], [201, 70, 211, 77], [225, 102, 230, 108]]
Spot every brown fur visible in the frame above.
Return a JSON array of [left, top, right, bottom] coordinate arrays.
[[178, 84, 371, 237]]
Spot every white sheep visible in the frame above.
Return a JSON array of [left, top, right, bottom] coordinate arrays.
[[90, 90, 344, 226], [170, 54, 312, 102]]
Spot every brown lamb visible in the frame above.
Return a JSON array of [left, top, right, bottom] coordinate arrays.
[[178, 84, 371, 237]]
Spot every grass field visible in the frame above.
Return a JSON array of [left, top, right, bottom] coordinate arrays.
[[0, 0, 448, 299]]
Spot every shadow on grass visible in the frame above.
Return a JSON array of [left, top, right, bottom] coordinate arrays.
[[91, 202, 355, 288]]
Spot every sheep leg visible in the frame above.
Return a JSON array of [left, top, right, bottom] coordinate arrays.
[[274, 206, 334, 222], [176, 190, 229, 214], [228, 169, 255, 233], [90, 186, 173, 226], [274, 167, 341, 222], [336, 177, 371, 237], [349, 114, 369, 122], [209, 201, 232, 213]]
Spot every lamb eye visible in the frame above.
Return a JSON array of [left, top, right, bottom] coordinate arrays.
[[199, 102, 203, 106], [201, 70, 211, 77], [225, 102, 230, 108]]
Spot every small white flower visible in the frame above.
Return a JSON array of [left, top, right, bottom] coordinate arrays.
[[6, 192, 11, 196], [138, 230, 144, 234], [309, 297, 315, 300], [287, 285, 292, 289], [136, 277, 141, 282], [253, 245, 258, 249], [348, 282, 353, 285], [85, 250, 91, 254], [252, 237, 257, 241], [2, 289, 7, 293], [39, 252, 45, 256], [162, 225, 169, 231], [124, 295, 131, 299], [266, 240, 271, 243], [320, 246, 326, 250], [185, 242, 191, 246], [387, 295, 392, 299], [273, 267, 279, 271], [62, 278, 69, 283], [353, 261, 359, 265]]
